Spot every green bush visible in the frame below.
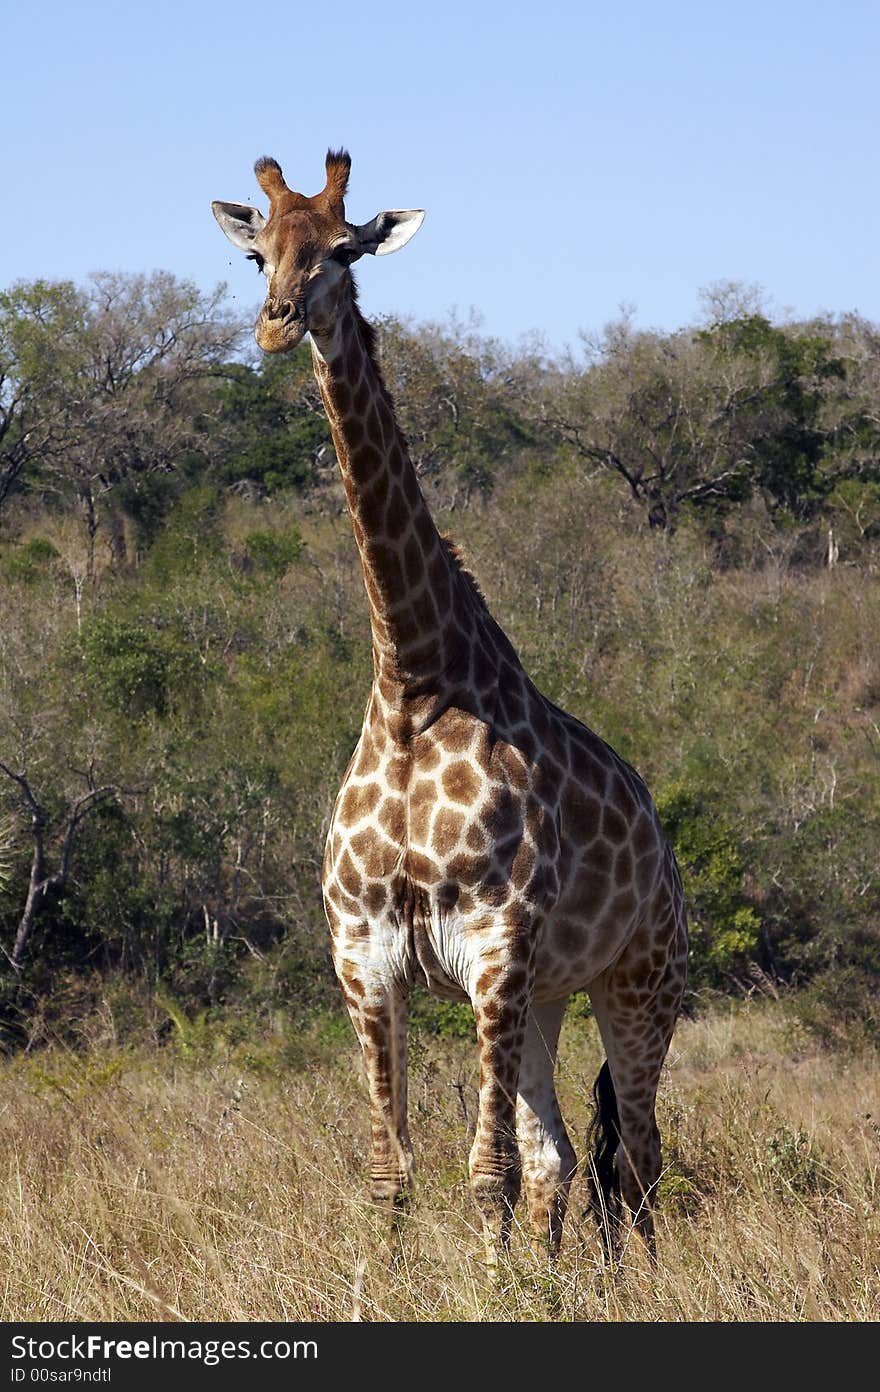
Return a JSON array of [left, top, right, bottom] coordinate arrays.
[[1, 537, 60, 583], [244, 525, 304, 575], [656, 780, 761, 989], [757, 801, 880, 984], [787, 967, 880, 1051], [142, 486, 223, 580], [408, 993, 475, 1040], [80, 614, 203, 719], [764, 1125, 832, 1196]]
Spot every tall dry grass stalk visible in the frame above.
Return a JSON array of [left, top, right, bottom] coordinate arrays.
[[1, 1001, 877, 1321]]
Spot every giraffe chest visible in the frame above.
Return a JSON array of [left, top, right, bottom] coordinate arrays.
[[323, 724, 562, 995]]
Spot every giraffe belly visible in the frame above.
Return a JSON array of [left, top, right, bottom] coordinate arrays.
[[533, 937, 611, 1000], [531, 906, 640, 1000], [414, 900, 625, 1005]]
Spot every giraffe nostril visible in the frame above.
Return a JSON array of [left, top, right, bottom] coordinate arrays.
[[266, 299, 296, 323]]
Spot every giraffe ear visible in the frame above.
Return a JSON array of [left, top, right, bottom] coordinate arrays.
[[211, 201, 267, 251], [355, 209, 425, 257]]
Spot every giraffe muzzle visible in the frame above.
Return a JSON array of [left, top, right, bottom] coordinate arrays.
[[255, 300, 307, 354]]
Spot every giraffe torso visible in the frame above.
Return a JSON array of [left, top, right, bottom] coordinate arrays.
[[323, 606, 681, 1006]]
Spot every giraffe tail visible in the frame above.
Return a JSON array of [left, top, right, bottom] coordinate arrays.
[[585, 1059, 621, 1247]]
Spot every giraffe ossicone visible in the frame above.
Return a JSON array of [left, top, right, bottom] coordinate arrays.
[[213, 149, 688, 1263]]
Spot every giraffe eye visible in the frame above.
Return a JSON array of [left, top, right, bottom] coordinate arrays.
[[246, 251, 265, 274], [330, 245, 356, 265]]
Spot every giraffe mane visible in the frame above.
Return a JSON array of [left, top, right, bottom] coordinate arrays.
[[350, 290, 380, 366], [439, 536, 487, 603]]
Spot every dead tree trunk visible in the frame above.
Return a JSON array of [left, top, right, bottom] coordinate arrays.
[[0, 762, 118, 971]]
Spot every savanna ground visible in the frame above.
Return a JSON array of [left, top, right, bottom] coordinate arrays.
[[2, 997, 878, 1323]]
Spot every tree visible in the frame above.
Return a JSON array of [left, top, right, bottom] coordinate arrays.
[[538, 308, 877, 531], [1, 273, 246, 574], [0, 280, 85, 512], [375, 314, 538, 507], [698, 313, 847, 519], [209, 345, 332, 496]]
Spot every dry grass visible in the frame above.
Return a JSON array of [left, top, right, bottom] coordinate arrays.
[[1, 1000, 878, 1322]]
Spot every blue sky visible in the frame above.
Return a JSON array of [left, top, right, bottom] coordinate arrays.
[[3, 0, 878, 350]]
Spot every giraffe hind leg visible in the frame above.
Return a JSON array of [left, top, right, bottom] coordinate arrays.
[[586, 912, 687, 1256]]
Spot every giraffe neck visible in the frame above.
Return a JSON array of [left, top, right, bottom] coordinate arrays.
[[310, 299, 479, 698]]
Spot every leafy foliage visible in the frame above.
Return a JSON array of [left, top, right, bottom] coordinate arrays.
[[656, 782, 761, 987], [81, 615, 204, 719], [212, 350, 331, 494], [243, 525, 304, 575]]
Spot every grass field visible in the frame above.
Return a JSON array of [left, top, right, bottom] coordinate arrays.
[[1, 998, 878, 1322]]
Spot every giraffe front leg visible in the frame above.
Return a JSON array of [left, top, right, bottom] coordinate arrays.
[[469, 950, 535, 1267], [335, 953, 413, 1209], [516, 999, 577, 1259]]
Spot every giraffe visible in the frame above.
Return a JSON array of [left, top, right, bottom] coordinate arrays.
[[213, 150, 688, 1263]]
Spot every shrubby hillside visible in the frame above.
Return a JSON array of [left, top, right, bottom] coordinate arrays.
[[1, 273, 878, 1051]]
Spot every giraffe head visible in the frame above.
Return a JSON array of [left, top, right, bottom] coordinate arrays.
[[212, 149, 425, 353]]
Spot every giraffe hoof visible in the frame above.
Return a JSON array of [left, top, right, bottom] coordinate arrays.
[[370, 1180, 403, 1204]]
